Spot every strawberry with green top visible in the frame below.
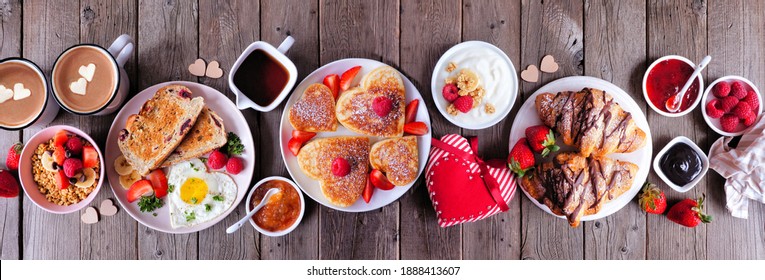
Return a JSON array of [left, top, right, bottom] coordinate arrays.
[[667, 194, 712, 227], [638, 182, 666, 214], [5, 142, 22, 171], [507, 138, 535, 177], [525, 125, 559, 157]]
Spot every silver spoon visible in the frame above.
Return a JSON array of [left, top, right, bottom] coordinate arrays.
[[226, 188, 280, 234], [665, 55, 711, 113]]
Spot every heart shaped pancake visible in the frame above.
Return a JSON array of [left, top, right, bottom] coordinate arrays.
[[336, 66, 405, 137], [297, 136, 370, 207], [370, 136, 419, 186], [289, 83, 337, 132]]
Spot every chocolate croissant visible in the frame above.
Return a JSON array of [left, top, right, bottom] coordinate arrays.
[[520, 153, 638, 227], [536, 88, 646, 158]]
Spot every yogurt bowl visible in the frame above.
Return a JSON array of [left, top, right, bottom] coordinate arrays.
[[431, 41, 518, 130]]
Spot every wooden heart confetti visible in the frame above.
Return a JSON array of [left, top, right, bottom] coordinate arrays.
[[78, 63, 96, 82], [69, 78, 88, 95], [0, 85, 13, 103], [81, 206, 99, 224], [100, 199, 118, 216], [540, 55, 559, 73], [520, 65, 540, 83], [188, 58, 207, 77], [205, 60, 224, 79], [13, 83, 31, 100]]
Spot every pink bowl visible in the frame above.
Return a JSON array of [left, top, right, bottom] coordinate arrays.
[[19, 125, 104, 214]]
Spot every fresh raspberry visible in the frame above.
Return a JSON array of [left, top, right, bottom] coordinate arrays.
[[442, 83, 459, 102], [371, 96, 393, 117], [65, 137, 83, 155], [225, 157, 243, 175], [207, 150, 228, 170], [730, 81, 747, 99], [731, 102, 754, 120], [720, 96, 739, 113], [5, 142, 22, 171], [62, 158, 83, 178], [453, 96, 473, 113], [720, 114, 740, 133], [712, 82, 731, 98], [741, 90, 760, 112], [331, 157, 350, 177], [743, 113, 757, 127], [705, 99, 724, 119]]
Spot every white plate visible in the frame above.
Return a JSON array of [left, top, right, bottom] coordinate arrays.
[[105, 81, 255, 234], [280, 58, 432, 212], [431, 41, 518, 130], [508, 76, 652, 222]]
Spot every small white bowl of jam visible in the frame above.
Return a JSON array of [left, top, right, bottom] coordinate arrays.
[[652, 136, 709, 193], [246, 176, 305, 237], [643, 55, 704, 117]]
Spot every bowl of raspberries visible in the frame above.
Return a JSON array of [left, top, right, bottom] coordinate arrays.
[[702, 76, 762, 136]]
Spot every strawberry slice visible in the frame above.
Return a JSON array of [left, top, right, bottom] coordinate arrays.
[[82, 146, 99, 168], [53, 130, 69, 146], [291, 130, 317, 143], [369, 169, 395, 190], [55, 170, 70, 190], [403, 122, 428, 136], [323, 74, 340, 99], [362, 178, 374, 203], [288, 137, 304, 156], [339, 66, 361, 90], [127, 179, 154, 203], [146, 169, 168, 199], [405, 99, 419, 124], [53, 145, 66, 166]]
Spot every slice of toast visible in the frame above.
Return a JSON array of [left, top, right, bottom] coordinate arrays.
[[160, 106, 227, 167], [118, 85, 204, 175]]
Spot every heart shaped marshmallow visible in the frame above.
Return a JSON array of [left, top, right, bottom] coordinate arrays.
[[13, 83, 31, 100], [0, 85, 13, 103], [69, 78, 88, 95], [78, 63, 96, 82]]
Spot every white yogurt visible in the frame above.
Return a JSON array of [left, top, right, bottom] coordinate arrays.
[[435, 44, 515, 127]]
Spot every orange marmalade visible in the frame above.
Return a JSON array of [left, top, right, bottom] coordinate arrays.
[[250, 180, 301, 232]]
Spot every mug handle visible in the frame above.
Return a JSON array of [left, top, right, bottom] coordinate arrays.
[[276, 36, 295, 54], [107, 34, 134, 67]]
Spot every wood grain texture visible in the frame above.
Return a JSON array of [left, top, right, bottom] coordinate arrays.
[[259, 0, 320, 260], [0, 0, 21, 261], [197, 0, 260, 260], [705, 0, 765, 260], [399, 0, 462, 260], [461, 0, 521, 260], [318, 0, 400, 260], [582, 0, 647, 260], [79, 0, 138, 260], [520, 0, 585, 260], [646, 0, 707, 260], [21, 0, 80, 260], [137, 0, 198, 260]]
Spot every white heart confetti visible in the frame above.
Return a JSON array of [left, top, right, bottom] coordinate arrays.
[[0, 85, 13, 103], [13, 83, 31, 100], [78, 63, 96, 82], [69, 78, 88, 95]]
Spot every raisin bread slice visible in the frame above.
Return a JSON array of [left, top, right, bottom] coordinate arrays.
[[160, 106, 227, 167]]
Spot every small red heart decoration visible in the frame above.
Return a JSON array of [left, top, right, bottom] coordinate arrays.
[[425, 134, 517, 227]]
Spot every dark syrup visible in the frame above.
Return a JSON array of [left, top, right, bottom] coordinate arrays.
[[659, 142, 702, 186], [233, 49, 289, 107]]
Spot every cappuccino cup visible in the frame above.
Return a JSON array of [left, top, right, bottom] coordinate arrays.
[[0, 58, 59, 130], [51, 34, 133, 115]]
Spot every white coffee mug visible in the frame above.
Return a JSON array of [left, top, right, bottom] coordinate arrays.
[[229, 36, 297, 112], [51, 34, 134, 116], [0, 58, 59, 130]]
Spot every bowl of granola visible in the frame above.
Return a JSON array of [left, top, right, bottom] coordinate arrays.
[[19, 125, 103, 214]]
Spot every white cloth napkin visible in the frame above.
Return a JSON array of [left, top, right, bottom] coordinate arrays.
[[708, 117, 765, 219]]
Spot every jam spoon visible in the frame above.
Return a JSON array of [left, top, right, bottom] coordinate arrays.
[[226, 188, 280, 234], [665, 55, 711, 113]]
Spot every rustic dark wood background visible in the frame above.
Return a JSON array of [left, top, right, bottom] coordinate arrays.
[[0, 0, 763, 260]]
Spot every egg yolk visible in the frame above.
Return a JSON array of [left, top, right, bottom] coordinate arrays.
[[180, 177, 208, 204]]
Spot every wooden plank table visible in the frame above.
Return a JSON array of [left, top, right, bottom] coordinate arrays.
[[1, 0, 763, 260]]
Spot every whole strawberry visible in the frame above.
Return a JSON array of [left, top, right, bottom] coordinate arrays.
[[667, 194, 712, 227], [525, 125, 559, 157], [507, 138, 535, 177], [638, 182, 666, 214], [0, 169, 19, 198], [5, 142, 22, 171]]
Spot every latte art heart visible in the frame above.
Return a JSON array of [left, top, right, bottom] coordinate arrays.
[[70, 78, 88, 95]]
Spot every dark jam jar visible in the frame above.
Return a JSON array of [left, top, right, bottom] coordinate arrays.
[[659, 142, 702, 186], [646, 58, 700, 113]]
